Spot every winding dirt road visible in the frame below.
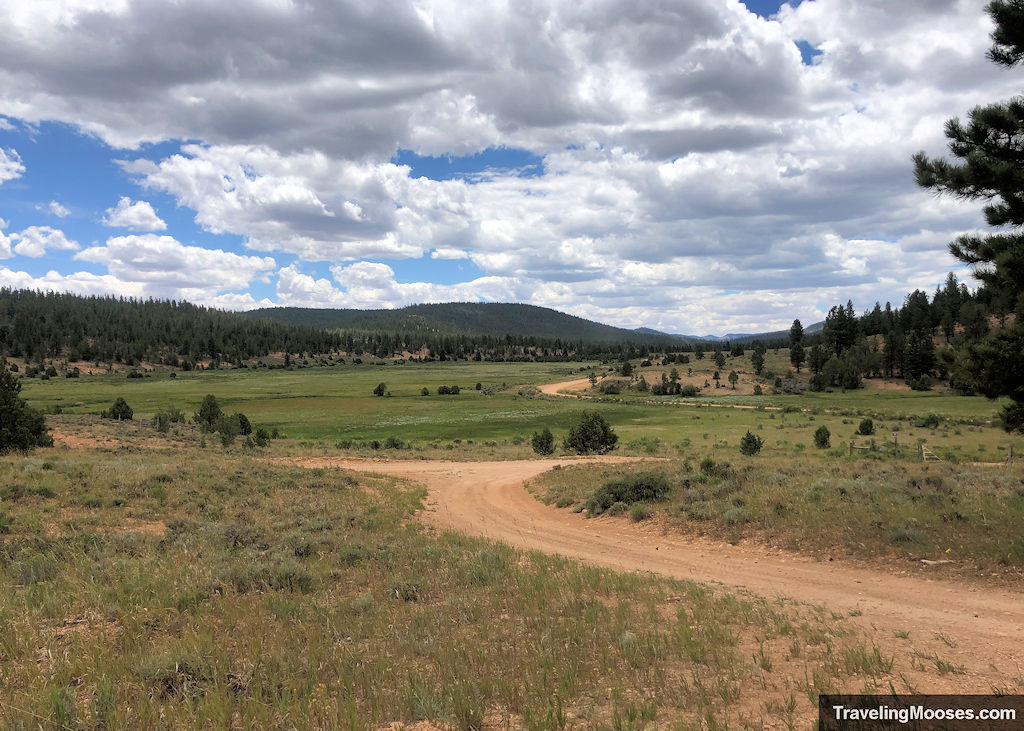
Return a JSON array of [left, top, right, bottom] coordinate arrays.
[[280, 454, 1024, 691]]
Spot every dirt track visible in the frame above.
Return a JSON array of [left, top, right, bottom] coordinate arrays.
[[280, 454, 1024, 690]]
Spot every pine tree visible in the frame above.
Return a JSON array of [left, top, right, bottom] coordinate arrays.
[[789, 319, 805, 372], [913, 0, 1024, 431], [0, 361, 52, 452]]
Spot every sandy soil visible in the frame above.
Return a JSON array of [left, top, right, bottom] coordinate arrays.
[[280, 454, 1024, 692]]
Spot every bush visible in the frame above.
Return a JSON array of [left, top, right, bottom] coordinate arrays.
[[437, 385, 461, 395], [420, 387, 430, 396], [699, 457, 733, 479], [629, 503, 653, 522], [235, 413, 252, 435], [912, 413, 941, 429], [584, 471, 670, 514], [814, 425, 831, 449], [563, 410, 618, 454], [679, 384, 700, 397], [383, 436, 407, 450], [373, 382, 387, 397], [101, 397, 133, 421], [0, 365, 53, 452], [857, 418, 875, 436], [531, 427, 555, 455], [739, 430, 764, 455]]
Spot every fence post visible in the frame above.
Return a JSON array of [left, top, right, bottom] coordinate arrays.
[[918, 443, 924, 461], [849, 440, 854, 456]]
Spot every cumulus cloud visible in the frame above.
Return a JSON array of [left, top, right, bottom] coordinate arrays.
[[0, 0, 1014, 331], [0, 148, 24, 183], [10, 226, 79, 258], [101, 196, 166, 230], [75, 234, 276, 293]]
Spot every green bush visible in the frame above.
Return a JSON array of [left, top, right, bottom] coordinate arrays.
[[563, 410, 618, 454], [857, 418, 875, 436], [814, 425, 831, 449], [531, 427, 555, 455], [373, 382, 387, 397], [912, 413, 941, 429], [699, 457, 733, 479], [101, 397, 133, 421], [584, 471, 670, 514], [739, 431, 764, 456]]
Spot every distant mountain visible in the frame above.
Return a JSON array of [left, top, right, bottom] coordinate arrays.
[[245, 302, 692, 346], [676, 321, 824, 344]]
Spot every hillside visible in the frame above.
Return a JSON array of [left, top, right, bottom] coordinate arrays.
[[244, 302, 691, 345]]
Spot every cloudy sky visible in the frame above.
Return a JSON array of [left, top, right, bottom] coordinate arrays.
[[0, 0, 1013, 334]]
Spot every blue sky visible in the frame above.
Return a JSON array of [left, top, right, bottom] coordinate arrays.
[[0, 0, 1007, 333]]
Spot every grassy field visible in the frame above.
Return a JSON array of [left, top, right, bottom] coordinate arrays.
[[19, 361, 1019, 461], [0, 448, 923, 729], [528, 458, 1024, 577]]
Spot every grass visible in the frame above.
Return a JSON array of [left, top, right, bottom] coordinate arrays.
[[530, 457, 1024, 574], [0, 446, 937, 728], [20, 361, 1019, 461]]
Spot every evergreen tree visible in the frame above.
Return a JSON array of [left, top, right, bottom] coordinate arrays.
[[562, 411, 618, 454], [913, 0, 1024, 431], [789, 319, 805, 372], [0, 362, 52, 452]]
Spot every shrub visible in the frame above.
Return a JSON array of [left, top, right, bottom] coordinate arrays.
[[420, 387, 429, 396], [253, 428, 271, 447], [584, 471, 670, 514], [857, 418, 875, 436], [373, 382, 387, 397], [531, 427, 555, 455], [739, 431, 764, 456], [814, 425, 831, 449], [679, 384, 700, 397], [629, 503, 653, 522], [912, 414, 941, 429], [437, 385, 461, 395], [101, 397, 133, 421], [699, 457, 733, 479], [0, 365, 52, 452], [383, 436, 407, 449], [563, 410, 618, 454], [235, 413, 252, 435]]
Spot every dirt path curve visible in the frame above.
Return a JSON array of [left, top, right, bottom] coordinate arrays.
[[281, 455, 1024, 690]]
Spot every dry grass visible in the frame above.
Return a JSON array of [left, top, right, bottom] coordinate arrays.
[[530, 456, 1024, 578], [0, 446, 935, 729]]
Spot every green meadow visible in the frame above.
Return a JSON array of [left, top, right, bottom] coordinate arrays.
[[20, 358, 1018, 461]]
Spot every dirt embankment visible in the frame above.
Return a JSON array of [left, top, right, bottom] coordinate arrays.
[[279, 454, 1024, 692]]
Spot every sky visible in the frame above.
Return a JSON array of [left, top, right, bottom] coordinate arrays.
[[0, 0, 1014, 335]]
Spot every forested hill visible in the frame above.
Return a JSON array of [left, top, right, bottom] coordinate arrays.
[[244, 302, 687, 345], [0, 289, 342, 367]]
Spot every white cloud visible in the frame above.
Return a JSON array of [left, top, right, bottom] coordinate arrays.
[[10, 226, 79, 258], [0, 219, 12, 259], [0, 0, 1013, 331], [75, 234, 275, 293], [38, 200, 71, 217], [0, 148, 24, 184], [0, 266, 147, 299], [101, 196, 167, 230]]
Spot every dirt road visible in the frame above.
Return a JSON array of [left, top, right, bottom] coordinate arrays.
[[280, 454, 1024, 691]]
